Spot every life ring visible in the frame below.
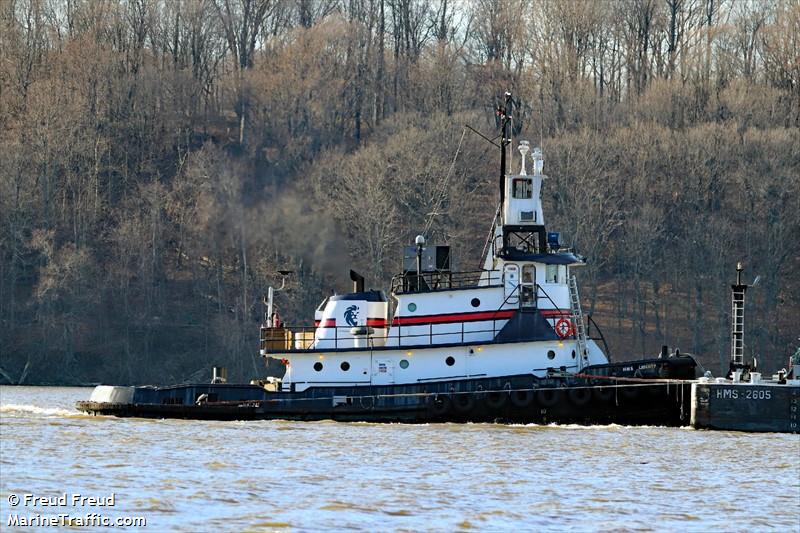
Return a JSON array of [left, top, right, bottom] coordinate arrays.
[[536, 388, 562, 407], [452, 393, 476, 413], [510, 389, 535, 408], [567, 386, 592, 406], [554, 318, 574, 339], [430, 394, 452, 416], [485, 390, 510, 410]]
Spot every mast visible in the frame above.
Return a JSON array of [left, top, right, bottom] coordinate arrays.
[[730, 262, 747, 369], [499, 91, 512, 207]]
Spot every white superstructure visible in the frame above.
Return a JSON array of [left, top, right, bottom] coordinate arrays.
[[261, 96, 608, 392]]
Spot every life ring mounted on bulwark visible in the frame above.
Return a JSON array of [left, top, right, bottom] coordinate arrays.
[[554, 318, 575, 339]]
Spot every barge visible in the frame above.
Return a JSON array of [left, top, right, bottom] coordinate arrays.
[[691, 376, 799, 433], [689, 264, 800, 434]]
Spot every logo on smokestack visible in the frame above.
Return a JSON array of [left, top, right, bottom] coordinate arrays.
[[344, 305, 359, 327]]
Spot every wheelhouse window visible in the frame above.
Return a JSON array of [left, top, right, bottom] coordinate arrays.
[[545, 264, 561, 284], [512, 178, 533, 199]]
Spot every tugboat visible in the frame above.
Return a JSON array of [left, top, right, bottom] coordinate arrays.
[[78, 93, 697, 424]]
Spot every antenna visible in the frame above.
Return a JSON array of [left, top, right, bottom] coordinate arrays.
[[532, 146, 544, 176]]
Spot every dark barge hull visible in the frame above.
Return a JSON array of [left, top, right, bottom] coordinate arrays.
[[77, 356, 697, 426]]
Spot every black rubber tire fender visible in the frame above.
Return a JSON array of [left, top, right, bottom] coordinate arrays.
[[536, 388, 562, 407], [452, 392, 476, 413], [592, 381, 615, 402], [567, 386, 592, 407], [430, 394, 452, 416], [485, 390, 510, 410], [509, 389, 536, 408]]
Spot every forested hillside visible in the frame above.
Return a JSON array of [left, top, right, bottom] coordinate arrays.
[[1, 0, 798, 385]]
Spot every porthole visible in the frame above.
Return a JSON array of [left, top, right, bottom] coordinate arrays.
[[340, 361, 350, 371], [313, 362, 323, 371], [471, 298, 480, 308], [547, 350, 555, 360], [571, 350, 576, 359], [399, 359, 409, 369], [445, 356, 455, 366], [407, 302, 417, 312]]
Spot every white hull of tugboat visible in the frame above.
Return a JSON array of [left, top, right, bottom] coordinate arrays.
[[281, 338, 608, 392]]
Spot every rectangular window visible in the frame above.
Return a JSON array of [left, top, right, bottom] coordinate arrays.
[[545, 264, 558, 284], [522, 265, 535, 283], [512, 178, 533, 199]]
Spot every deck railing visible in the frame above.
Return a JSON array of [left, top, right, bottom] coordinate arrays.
[[261, 282, 577, 354], [260, 319, 511, 353], [390, 269, 502, 294]]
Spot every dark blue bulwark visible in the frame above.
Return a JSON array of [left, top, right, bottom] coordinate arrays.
[[329, 290, 387, 302], [494, 310, 560, 342], [500, 251, 583, 264]]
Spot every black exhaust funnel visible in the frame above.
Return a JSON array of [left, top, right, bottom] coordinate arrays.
[[350, 270, 365, 293]]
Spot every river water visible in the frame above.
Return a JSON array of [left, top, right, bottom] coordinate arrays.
[[1, 386, 798, 532]]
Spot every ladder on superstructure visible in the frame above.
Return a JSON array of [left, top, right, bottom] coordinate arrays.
[[568, 275, 589, 370]]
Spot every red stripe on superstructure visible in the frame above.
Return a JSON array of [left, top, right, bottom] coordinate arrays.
[[392, 309, 515, 326], [314, 318, 387, 328], [540, 310, 571, 318]]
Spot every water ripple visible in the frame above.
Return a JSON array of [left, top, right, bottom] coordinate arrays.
[[1, 386, 798, 532]]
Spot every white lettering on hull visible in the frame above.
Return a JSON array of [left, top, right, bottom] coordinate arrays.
[[715, 388, 772, 400]]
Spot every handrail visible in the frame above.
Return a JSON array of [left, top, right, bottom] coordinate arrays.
[[263, 278, 528, 353], [262, 282, 581, 354], [586, 314, 611, 361], [260, 321, 515, 353], [390, 269, 502, 294]]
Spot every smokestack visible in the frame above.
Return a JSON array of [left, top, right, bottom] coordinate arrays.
[[350, 270, 365, 293]]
